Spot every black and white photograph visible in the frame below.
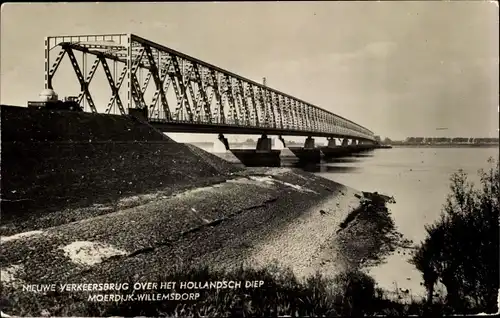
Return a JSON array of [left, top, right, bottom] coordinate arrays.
[[0, 1, 498, 317]]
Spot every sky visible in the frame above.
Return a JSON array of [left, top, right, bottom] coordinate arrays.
[[1, 1, 498, 142]]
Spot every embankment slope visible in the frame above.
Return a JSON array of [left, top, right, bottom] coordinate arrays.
[[0, 105, 241, 235]]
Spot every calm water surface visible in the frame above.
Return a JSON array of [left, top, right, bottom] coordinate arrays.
[[203, 143, 498, 296], [314, 147, 499, 296]]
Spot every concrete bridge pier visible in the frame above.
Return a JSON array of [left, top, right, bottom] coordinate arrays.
[[304, 136, 315, 149], [352, 138, 377, 154], [322, 137, 349, 159], [341, 138, 349, 147], [288, 136, 322, 163], [327, 137, 337, 148], [256, 134, 272, 152], [231, 134, 281, 167]]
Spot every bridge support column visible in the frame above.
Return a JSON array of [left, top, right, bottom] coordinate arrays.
[[351, 139, 358, 145], [321, 137, 350, 159], [288, 136, 321, 163], [278, 135, 286, 148], [230, 134, 280, 167], [256, 134, 272, 153], [218, 134, 230, 151], [341, 138, 349, 146], [327, 137, 337, 148], [304, 137, 315, 149]]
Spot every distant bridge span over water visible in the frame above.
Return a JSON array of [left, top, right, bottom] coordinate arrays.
[[44, 33, 376, 142]]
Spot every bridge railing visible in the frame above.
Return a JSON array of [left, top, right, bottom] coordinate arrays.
[[44, 33, 375, 141]]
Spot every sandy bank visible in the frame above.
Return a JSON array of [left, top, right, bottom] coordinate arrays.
[[1, 168, 358, 286], [242, 185, 361, 279]]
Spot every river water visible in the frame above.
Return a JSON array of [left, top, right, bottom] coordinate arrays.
[[313, 146, 499, 298], [199, 143, 498, 297]]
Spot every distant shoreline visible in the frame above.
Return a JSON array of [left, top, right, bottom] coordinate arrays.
[[188, 142, 498, 149], [391, 144, 499, 148]]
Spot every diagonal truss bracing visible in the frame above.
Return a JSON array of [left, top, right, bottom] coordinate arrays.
[[45, 33, 375, 141]]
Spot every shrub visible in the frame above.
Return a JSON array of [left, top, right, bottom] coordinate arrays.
[[410, 157, 499, 314]]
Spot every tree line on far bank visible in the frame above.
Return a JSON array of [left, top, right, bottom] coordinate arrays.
[[383, 137, 499, 145]]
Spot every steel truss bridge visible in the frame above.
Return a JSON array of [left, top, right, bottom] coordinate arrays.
[[45, 33, 376, 141]]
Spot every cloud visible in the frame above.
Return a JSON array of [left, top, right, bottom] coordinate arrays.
[[265, 40, 398, 75], [327, 41, 398, 62], [363, 41, 398, 58]]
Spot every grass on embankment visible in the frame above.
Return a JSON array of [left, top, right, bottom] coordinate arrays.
[[0, 264, 438, 317]]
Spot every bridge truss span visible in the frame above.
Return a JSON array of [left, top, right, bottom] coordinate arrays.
[[45, 33, 375, 141]]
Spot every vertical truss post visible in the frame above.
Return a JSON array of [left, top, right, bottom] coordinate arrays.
[[126, 35, 132, 112], [288, 99, 294, 129], [209, 70, 223, 124], [192, 64, 211, 123], [312, 108, 317, 131], [257, 87, 267, 127], [320, 111, 324, 132], [233, 80, 243, 125], [224, 75, 237, 125], [267, 90, 274, 127], [248, 85, 258, 126], [277, 95, 284, 129], [287, 97, 294, 129], [298, 102, 305, 130], [262, 88, 269, 127], [235, 79, 248, 125], [82, 52, 86, 111], [267, 91, 274, 128], [44, 37, 50, 89], [170, 56, 193, 121], [283, 97, 290, 129], [130, 48, 147, 109], [183, 64, 199, 121], [271, 92, 279, 129], [303, 104, 309, 131]]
